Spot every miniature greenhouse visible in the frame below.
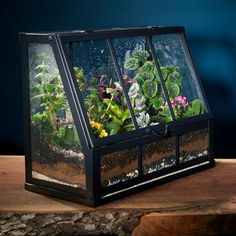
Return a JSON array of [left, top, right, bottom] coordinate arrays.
[[20, 26, 214, 207]]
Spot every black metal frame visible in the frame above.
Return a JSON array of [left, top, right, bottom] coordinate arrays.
[[20, 26, 215, 207]]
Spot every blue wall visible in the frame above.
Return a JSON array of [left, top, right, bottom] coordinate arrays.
[[1, 0, 236, 156]]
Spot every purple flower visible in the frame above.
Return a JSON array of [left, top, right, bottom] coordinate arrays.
[[171, 96, 189, 108]]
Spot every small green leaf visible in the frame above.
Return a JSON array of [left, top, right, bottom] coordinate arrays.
[[43, 83, 55, 92], [151, 97, 165, 110], [107, 121, 120, 135], [121, 109, 130, 122], [134, 74, 144, 84], [106, 88, 114, 94], [159, 109, 172, 122], [103, 99, 122, 118], [160, 67, 168, 80], [191, 99, 205, 115], [124, 58, 139, 70], [132, 50, 149, 63], [140, 71, 155, 81], [73, 126, 79, 145], [142, 80, 158, 99], [32, 112, 49, 125], [183, 99, 205, 118], [183, 109, 195, 118], [141, 61, 155, 73], [166, 81, 180, 99], [64, 127, 75, 145]]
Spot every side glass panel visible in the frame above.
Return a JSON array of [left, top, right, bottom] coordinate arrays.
[[179, 128, 209, 163], [67, 40, 134, 139], [100, 148, 138, 187], [152, 34, 207, 120], [142, 137, 176, 174], [28, 44, 86, 189], [113, 37, 172, 128]]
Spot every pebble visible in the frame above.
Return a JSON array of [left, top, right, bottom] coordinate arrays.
[[105, 213, 114, 221], [84, 224, 96, 231]]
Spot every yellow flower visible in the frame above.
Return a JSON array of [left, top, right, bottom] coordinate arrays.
[[90, 121, 108, 138], [99, 129, 108, 138], [90, 121, 101, 130]]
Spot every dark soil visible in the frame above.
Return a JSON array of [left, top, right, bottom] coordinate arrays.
[[179, 128, 209, 162], [101, 148, 138, 187], [30, 125, 86, 188], [142, 137, 176, 174], [101, 129, 209, 186], [31, 125, 85, 169]]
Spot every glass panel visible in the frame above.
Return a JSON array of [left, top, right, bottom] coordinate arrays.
[[68, 40, 134, 139], [113, 37, 172, 128], [28, 44, 86, 189], [100, 148, 138, 187], [142, 137, 176, 174], [179, 128, 209, 163], [152, 34, 207, 120]]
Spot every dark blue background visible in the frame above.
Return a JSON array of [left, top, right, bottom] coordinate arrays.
[[1, 0, 236, 157]]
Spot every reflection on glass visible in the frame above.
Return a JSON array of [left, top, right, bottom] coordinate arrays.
[[100, 148, 138, 187], [68, 40, 134, 139], [152, 34, 207, 120], [179, 128, 209, 163], [113, 37, 172, 128], [28, 44, 86, 189], [142, 137, 176, 174]]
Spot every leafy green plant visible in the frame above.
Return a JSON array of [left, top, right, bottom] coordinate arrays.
[[74, 66, 133, 137], [74, 67, 86, 90], [63, 49, 206, 138], [103, 99, 133, 135], [183, 99, 205, 118], [84, 88, 105, 122], [124, 58, 139, 70], [124, 50, 205, 126], [124, 50, 149, 70], [142, 80, 158, 99], [31, 56, 79, 147]]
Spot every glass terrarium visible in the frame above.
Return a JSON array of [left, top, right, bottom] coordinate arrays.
[[20, 26, 214, 207]]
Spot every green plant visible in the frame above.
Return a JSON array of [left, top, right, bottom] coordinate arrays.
[[183, 99, 205, 118], [124, 50, 205, 125], [84, 88, 105, 122], [103, 99, 133, 135], [31, 56, 79, 147], [74, 66, 134, 137]]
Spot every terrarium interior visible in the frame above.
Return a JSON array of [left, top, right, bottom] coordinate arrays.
[[21, 26, 214, 206]]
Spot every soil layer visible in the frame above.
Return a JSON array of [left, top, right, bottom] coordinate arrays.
[[32, 161, 86, 189], [179, 128, 209, 162]]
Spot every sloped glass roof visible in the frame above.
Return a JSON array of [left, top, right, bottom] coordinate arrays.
[[58, 27, 209, 147]]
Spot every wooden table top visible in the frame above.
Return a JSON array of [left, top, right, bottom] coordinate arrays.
[[0, 156, 236, 236], [1, 156, 235, 213]]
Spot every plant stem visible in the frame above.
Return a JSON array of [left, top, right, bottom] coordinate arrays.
[[47, 103, 57, 131], [100, 87, 118, 120]]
